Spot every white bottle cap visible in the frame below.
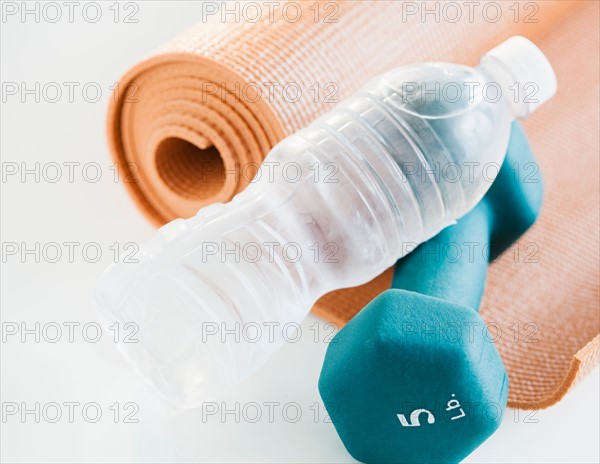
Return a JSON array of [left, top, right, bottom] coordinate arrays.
[[483, 36, 557, 114]]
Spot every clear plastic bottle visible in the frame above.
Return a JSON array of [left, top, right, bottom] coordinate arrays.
[[95, 36, 556, 407]]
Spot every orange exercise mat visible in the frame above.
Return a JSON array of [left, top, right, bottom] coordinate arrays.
[[107, 0, 599, 409]]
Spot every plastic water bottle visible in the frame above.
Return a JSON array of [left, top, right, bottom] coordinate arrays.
[[95, 36, 556, 407]]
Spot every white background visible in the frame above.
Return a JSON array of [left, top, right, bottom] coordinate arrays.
[[1, 1, 599, 463]]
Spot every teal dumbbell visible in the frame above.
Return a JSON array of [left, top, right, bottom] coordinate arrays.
[[319, 123, 543, 463]]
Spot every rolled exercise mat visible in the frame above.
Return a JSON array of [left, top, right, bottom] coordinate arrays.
[[107, 0, 599, 409]]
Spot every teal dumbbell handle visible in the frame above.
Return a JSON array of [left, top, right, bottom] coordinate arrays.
[[392, 201, 492, 310], [392, 122, 543, 310]]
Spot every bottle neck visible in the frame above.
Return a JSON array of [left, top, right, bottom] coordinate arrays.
[[478, 57, 529, 120]]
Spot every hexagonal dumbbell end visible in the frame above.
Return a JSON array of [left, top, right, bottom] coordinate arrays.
[[319, 290, 508, 463], [319, 124, 543, 463]]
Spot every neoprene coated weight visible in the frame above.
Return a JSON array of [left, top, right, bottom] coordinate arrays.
[[319, 123, 543, 463]]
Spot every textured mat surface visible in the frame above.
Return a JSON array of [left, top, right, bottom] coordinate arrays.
[[107, 1, 599, 409]]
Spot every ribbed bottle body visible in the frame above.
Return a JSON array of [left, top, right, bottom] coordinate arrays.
[[96, 62, 514, 408]]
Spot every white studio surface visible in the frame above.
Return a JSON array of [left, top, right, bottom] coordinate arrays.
[[1, 2, 599, 463]]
